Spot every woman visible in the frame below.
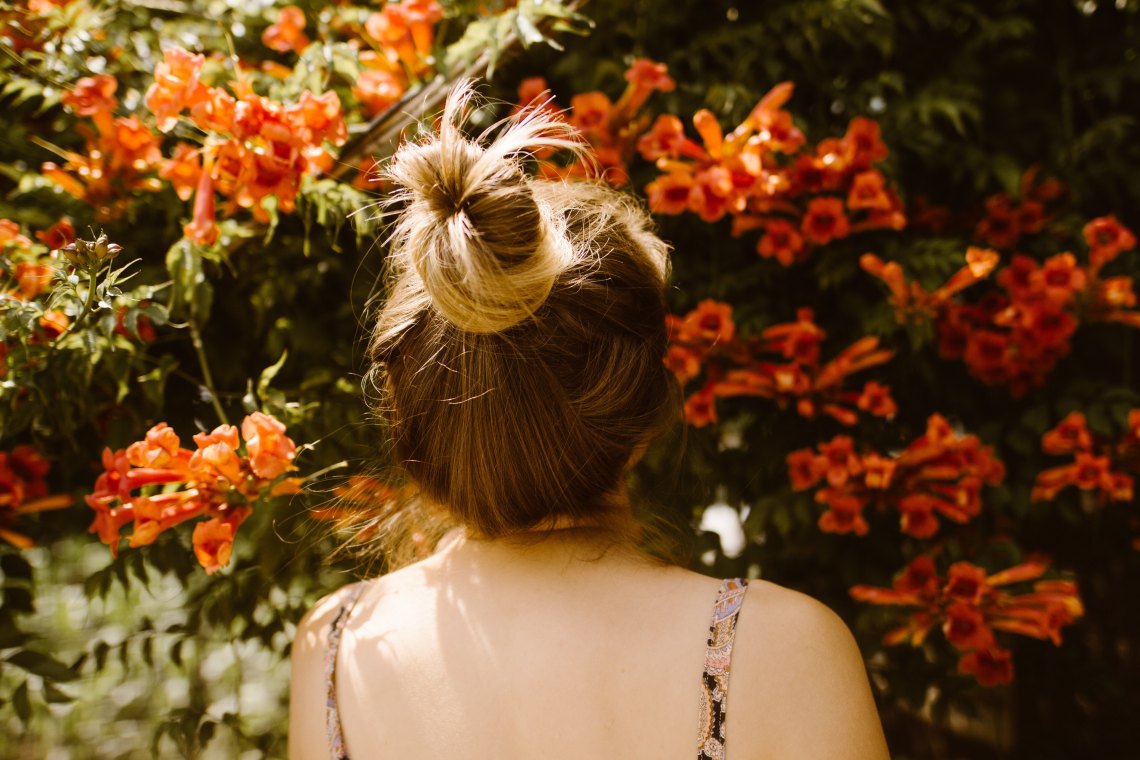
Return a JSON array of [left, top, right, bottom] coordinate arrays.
[[289, 81, 890, 760]]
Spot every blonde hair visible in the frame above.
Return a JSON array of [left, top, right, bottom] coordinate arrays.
[[363, 80, 676, 547]]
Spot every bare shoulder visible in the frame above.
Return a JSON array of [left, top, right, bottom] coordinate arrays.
[[730, 581, 891, 760], [288, 581, 372, 760]]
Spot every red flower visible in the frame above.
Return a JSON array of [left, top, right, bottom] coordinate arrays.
[[762, 307, 823, 364], [619, 58, 675, 115], [159, 143, 202, 201], [1021, 300, 1078, 349], [962, 330, 1010, 384], [684, 387, 717, 427], [289, 90, 348, 147], [638, 114, 703, 162], [818, 492, 869, 536], [353, 69, 405, 117], [846, 170, 892, 212], [944, 602, 995, 651], [189, 87, 237, 134], [945, 562, 988, 603], [861, 453, 896, 490], [801, 197, 850, 245], [817, 435, 862, 488], [897, 494, 940, 538], [896, 555, 940, 597], [843, 116, 888, 168], [568, 91, 613, 136], [856, 381, 896, 419], [193, 514, 240, 574], [996, 254, 1039, 301], [242, 411, 297, 479], [756, 219, 805, 265], [1017, 200, 1047, 234], [1072, 451, 1112, 491], [664, 344, 701, 385], [787, 449, 824, 490], [127, 422, 185, 469], [1031, 252, 1086, 304], [514, 77, 553, 113], [145, 47, 209, 132], [681, 299, 736, 346], [34, 218, 75, 250], [262, 5, 310, 54], [1041, 412, 1092, 455], [957, 647, 1013, 687], [1031, 464, 1077, 502], [687, 166, 735, 222], [62, 75, 117, 122], [1095, 277, 1137, 310], [624, 58, 675, 93], [645, 172, 694, 215], [1084, 215, 1136, 271], [183, 159, 218, 246], [975, 194, 1021, 249]]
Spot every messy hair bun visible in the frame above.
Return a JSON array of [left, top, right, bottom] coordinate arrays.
[[384, 82, 584, 333], [367, 80, 674, 543]]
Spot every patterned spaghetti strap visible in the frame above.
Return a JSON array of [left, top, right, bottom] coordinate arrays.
[[326, 581, 367, 760], [696, 578, 750, 760]]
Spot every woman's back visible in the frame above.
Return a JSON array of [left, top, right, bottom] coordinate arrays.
[[290, 81, 889, 760], [289, 532, 890, 760]]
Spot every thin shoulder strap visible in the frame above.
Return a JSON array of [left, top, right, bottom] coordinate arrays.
[[696, 578, 750, 760], [326, 581, 368, 760]]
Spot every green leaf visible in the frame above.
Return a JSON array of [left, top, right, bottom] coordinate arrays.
[[256, 350, 289, 407], [13, 680, 29, 723], [515, 10, 547, 48], [6, 649, 78, 681], [42, 681, 73, 703]]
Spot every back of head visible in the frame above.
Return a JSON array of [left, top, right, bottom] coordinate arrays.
[[368, 80, 675, 540]]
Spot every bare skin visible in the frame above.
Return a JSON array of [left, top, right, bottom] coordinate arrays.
[[289, 527, 890, 760]]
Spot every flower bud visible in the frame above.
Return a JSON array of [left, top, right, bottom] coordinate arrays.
[[59, 234, 122, 268]]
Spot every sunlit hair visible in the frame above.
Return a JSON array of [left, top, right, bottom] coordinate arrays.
[[360, 80, 677, 553]]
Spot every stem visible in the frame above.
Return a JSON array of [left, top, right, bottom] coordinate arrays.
[[54, 266, 100, 343], [188, 317, 230, 426]]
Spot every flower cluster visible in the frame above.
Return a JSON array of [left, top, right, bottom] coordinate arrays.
[[0, 0, 82, 54], [0, 220, 73, 362], [973, 167, 1065, 250], [861, 246, 1000, 325], [865, 215, 1139, 396], [940, 215, 1140, 396], [1032, 410, 1139, 517], [669, 301, 896, 428], [0, 445, 74, 548], [349, 0, 443, 116], [262, 5, 310, 55], [145, 47, 349, 244], [1, 219, 56, 302], [642, 82, 904, 264], [85, 413, 300, 573], [41, 75, 164, 219], [514, 58, 676, 185], [787, 414, 1006, 537], [261, 0, 444, 118], [850, 555, 1083, 686]]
